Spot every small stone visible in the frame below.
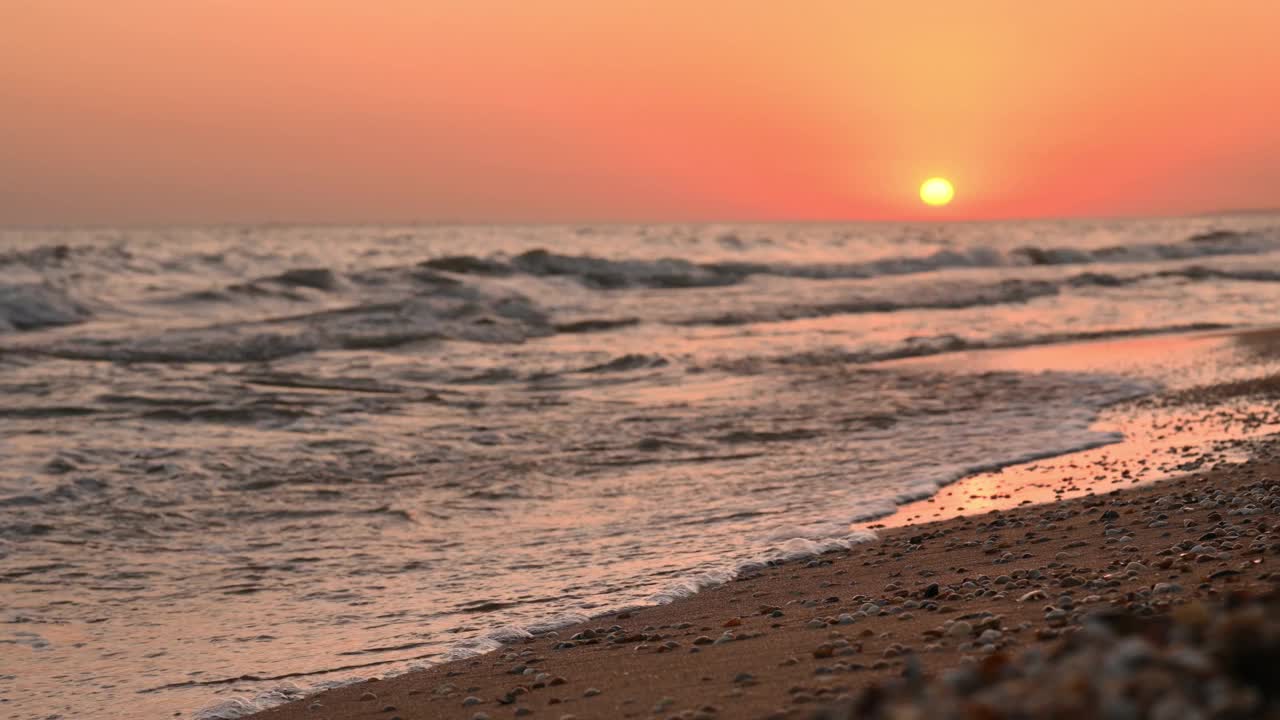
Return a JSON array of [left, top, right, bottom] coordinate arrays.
[[360, 692, 378, 702], [584, 688, 602, 697], [463, 696, 482, 706]]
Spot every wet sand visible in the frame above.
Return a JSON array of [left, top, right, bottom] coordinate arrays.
[[245, 338, 1280, 720]]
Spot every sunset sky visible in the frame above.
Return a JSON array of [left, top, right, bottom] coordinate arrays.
[[3, 1, 1279, 225]]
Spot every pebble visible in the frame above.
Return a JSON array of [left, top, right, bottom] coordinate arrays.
[[826, 585, 1280, 720]]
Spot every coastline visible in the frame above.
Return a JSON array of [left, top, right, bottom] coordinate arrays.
[[236, 329, 1280, 720]]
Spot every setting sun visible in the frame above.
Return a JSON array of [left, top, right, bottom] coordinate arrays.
[[920, 178, 955, 207]]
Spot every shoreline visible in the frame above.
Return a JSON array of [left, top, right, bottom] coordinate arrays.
[[246, 443, 1280, 720], [235, 329, 1280, 720]]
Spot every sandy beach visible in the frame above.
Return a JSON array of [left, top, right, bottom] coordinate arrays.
[[242, 331, 1280, 720]]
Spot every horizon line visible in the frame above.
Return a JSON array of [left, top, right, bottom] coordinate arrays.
[[2, 206, 1277, 232]]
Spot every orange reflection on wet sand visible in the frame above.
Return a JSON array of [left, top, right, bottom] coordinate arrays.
[[870, 327, 1280, 529]]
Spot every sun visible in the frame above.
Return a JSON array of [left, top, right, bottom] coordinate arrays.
[[919, 177, 955, 207]]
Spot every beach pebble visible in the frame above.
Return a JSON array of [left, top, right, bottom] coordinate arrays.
[[946, 621, 972, 638]]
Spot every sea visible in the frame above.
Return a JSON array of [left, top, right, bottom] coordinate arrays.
[[2, 215, 1280, 719]]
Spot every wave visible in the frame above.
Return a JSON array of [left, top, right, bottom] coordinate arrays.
[[674, 266, 1280, 327], [0, 283, 89, 333], [22, 283, 552, 363], [577, 353, 669, 373], [1162, 266, 1280, 282], [417, 228, 1279, 289], [711, 322, 1232, 374], [678, 278, 1061, 326]]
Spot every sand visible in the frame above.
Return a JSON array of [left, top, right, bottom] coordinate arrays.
[[244, 337, 1280, 720]]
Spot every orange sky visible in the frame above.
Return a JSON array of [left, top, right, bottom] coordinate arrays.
[[2, 1, 1279, 225]]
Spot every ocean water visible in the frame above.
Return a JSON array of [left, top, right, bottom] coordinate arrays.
[[2, 216, 1280, 719]]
